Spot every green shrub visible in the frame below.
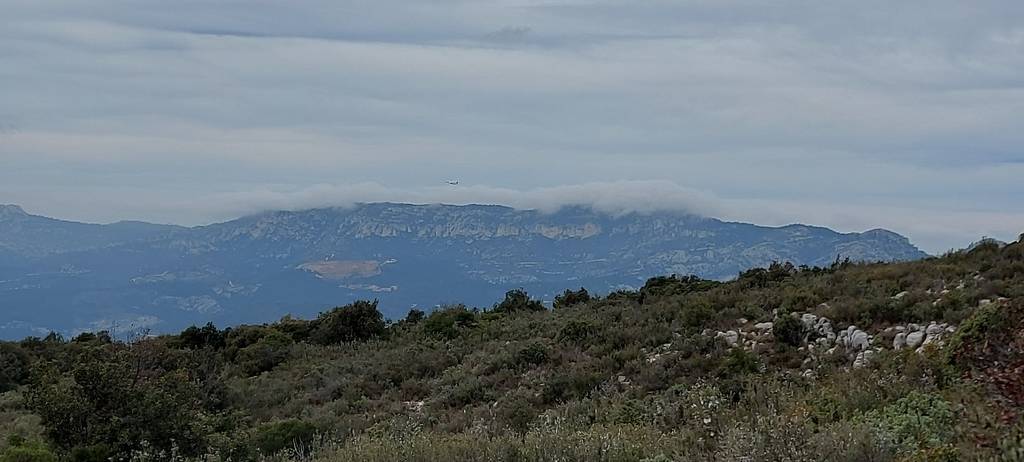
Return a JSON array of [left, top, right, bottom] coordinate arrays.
[[176, 323, 226, 350], [945, 301, 1007, 365], [680, 301, 714, 329], [862, 392, 956, 455], [721, 348, 761, 376], [554, 288, 592, 309], [493, 289, 545, 314], [0, 344, 29, 393], [0, 440, 57, 462], [514, 343, 548, 368], [236, 330, 293, 376], [558, 320, 596, 344], [311, 300, 386, 345], [423, 306, 477, 340], [772, 315, 805, 347], [639, 275, 719, 304], [252, 420, 318, 455], [68, 445, 111, 462]]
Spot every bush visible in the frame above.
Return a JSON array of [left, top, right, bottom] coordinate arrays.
[[773, 315, 805, 347], [554, 288, 592, 309], [680, 301, 715, 329], [311, 300, 386, 345], [423, 306, 477, 340], [558, 320, 596, 344], [493, 289, 545, 314], [404, 309, 426, 324], [26, 355, 204, 458], [252, 420, 318, 455], [514, 343, 548, 368], [0, 344, 29, 393], [862, 392, 956, 455], [639, 275, 719, 304], [945, 301, 1008, 365], [176, 323, 226, 350], [0, 440, 57, 462], [236, 331, 293, 376]]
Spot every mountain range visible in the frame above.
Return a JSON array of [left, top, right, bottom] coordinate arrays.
[[0, 202, 927, 339]]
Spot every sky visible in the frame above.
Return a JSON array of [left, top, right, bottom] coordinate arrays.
[[1, 0, 1023, 253]]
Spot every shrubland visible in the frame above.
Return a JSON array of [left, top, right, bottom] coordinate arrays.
[[1, 236, 1023, 461]]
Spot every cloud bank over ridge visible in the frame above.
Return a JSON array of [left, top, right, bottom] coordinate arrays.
[[1, 0, 1023, 253]]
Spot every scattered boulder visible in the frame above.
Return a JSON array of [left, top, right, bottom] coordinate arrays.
[[754, 322, 774, 332], [716, 330, 740, 347], [905, 331, 925, 349], [849, 330, 870, 351], [838, 326, 870, 351], [800, 313, 819, 329], [893, 332, 907, 350], [853, 350, 875, 369]]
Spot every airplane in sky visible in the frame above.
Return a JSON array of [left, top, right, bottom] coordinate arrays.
[[446, 180, 460, 186]]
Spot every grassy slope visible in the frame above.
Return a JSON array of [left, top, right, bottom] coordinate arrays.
[[2, 237, 1023, 461]]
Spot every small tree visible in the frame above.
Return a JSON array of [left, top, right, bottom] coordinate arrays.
[[553, 288, 591, 309], [236, 331, 293, 376], [773, 315, 805, 347], [177, 322, 226, 350], [0, 343, 30, 393], [404, 309, 426, 324], [493, 289, 545, 314], [311, 300, 386, 345], [423, 306, 477, 340]]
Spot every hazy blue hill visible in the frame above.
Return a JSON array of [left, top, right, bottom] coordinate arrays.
[[0, 203, 927, 338], [0, 204, 182, 258]]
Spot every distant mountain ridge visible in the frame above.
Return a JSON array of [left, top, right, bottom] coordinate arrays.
[[0, 202, 927, 338]]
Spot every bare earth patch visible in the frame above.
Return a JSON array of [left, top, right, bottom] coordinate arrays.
[[298, 260, 382, 279]]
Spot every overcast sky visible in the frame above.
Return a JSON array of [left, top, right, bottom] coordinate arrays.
[[1, 0, 1023, 253]]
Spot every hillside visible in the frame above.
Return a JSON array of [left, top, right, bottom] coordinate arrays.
[[0, 203, 926, 339], [0, 235, 1021, 461]]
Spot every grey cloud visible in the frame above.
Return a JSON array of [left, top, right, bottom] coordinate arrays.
[[0, 0, 1022, 254]]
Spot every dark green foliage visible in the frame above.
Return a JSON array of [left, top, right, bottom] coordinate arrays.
[[24, 345, 204, 458], [177, 323, 226, 350], [0, 343, 30, 393], [514, 342, 548, 368], [311, 300, 386, 345], [553, 288, 591, 309], [0, 439, 57, 462], [639, 275, 719, 304], [68, 445, 111, 462], [558, 320, 596, 344], [861, 392, 956, 455], [494, 396, 537, 434], [236, 330, 293, 376], [404, 309, 426, 324], [680, 300, 715, 329], [422, 306, 477, 340], [772, 315, 805, 347], [69, 332, 111, 345], [722, 348, 761, 376], [493, 289, 545, 314], [945, 300, 1008, 366], [252, 420, 318, 455], [737, 262, 796, 289]]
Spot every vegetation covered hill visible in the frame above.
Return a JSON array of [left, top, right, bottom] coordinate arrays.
[[0, 203, 925, 339], [1, 235, 1023, 461]]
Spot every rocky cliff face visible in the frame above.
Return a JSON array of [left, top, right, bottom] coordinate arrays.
[[0, 203, 927, 338]]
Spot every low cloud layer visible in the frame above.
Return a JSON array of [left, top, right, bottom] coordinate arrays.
[[1, 1, 1023, 253]]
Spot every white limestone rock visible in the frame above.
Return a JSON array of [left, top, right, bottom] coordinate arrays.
[[893, 332, 907, 350], [906, 331, 925, 349]]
